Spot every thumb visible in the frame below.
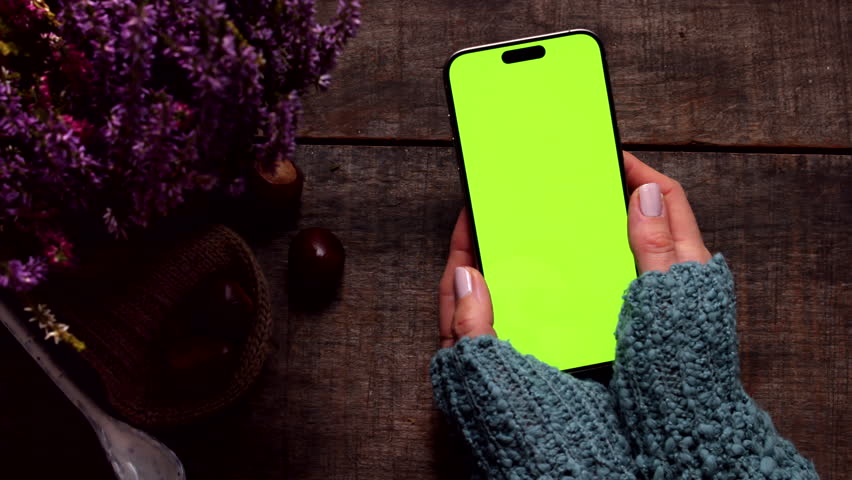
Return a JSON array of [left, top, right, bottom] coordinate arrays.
[[452, 266, 496, 342], [628, 182, 678, 274]]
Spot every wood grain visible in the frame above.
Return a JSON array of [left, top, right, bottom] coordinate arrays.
[[0, 146, 847, 479], [300, 0, 851, 148], [179, 146, 851, 479]]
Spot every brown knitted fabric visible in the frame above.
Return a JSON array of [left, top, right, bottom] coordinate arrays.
[[42, 224, 272, 427]]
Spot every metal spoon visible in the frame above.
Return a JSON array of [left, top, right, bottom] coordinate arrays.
[[0, 301, 186, 480]]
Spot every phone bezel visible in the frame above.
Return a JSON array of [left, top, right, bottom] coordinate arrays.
[[443, 29, 632, 380]]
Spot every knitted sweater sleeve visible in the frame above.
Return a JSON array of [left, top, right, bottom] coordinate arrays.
[[431, 255, 819, 480], [610, 254, 818, 479], [431, 335, 637, 479]]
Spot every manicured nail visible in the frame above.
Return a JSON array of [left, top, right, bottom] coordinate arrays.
[[454, 267, 473, 300], [639, 183, 662, 217]]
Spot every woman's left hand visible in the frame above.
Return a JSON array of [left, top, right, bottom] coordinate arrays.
[[438, 208, 495, 348]]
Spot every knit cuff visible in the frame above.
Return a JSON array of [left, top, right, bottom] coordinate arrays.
[[431, 335, 636, 479], [611, 254, 818, 479], [613, 253, 740, 402]]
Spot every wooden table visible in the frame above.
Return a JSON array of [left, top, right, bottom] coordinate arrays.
[[1, 1, 849, 478]]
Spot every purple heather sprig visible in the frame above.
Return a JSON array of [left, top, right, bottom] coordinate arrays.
[[0, 0, 361, 323], [0, 257, 48, 292], [0, 68, 103, 222]]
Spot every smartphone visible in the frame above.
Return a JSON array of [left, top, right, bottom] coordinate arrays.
[[444, 30, 635, 375]]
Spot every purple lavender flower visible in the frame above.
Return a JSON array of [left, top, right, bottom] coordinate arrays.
[[1, 0, 361, 293], [0, 69, 102, 222], [2, 257, 48, 292]]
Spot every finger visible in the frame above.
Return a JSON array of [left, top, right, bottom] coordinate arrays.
[[452, 266, 495, 341], [628, 183, 679, 274], [439, 209, 475, 347], [623, 152, 711, 264], [623, 151, 678, 192]]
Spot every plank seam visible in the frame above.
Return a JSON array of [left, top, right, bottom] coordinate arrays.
[[295, 137, 852, 156]]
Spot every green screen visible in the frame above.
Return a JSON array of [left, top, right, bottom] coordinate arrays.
[[447, 32, 636, 370]]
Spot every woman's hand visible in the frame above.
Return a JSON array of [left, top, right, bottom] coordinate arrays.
[[622, 151, 712, 273], [437, 208, 496, 348], [438, 152, 712, 348]]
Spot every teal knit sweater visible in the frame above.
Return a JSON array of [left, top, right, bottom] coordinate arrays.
[[431, 255, 819, 479]]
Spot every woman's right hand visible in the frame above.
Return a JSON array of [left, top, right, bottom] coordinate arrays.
[[622, 151, 712, 273], [438, 151, 712, 347]]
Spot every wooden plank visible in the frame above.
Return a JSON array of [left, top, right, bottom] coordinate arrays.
[[248, 146, 851, 479], [0, 146, 848, 478], [300, 0, 851, 147]]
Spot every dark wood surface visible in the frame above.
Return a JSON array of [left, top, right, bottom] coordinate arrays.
[[1, 1, 850, 479], [301, 0, 852, 148], [1, 148, 848, 478]]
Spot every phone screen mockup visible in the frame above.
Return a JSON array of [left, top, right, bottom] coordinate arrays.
[[445, 30, 635, 371]]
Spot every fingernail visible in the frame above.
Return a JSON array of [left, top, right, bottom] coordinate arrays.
[[454, 267, 473, 300], [639, 183, 662, 217]]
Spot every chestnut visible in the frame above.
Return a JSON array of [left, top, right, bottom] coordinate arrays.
[[215, 279, 255, 317], [250, 158, 304, 209], [196, 279, 255, 340], [288, 228, 345, 298], [160, 279, 254, 392], [165, 335, 234, 390], [167, 336, 232, 372]]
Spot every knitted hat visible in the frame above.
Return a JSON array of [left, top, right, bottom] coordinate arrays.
[[41, 224, 272, 427]]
